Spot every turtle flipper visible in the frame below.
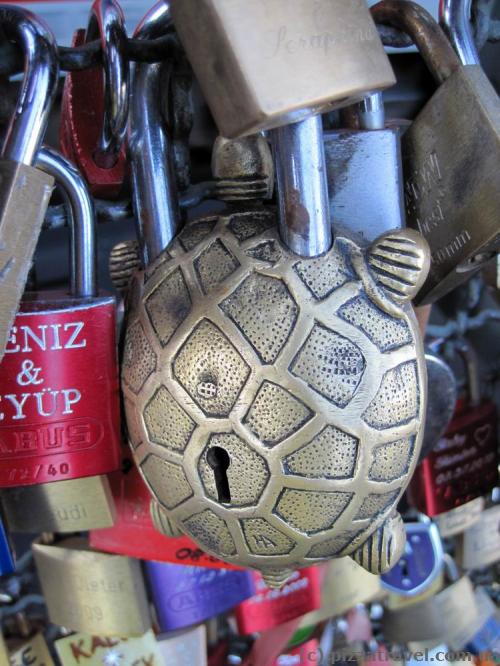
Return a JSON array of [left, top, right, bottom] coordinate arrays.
[[150, 500, 183, 538], [350, 511, 406, 575], [367, 229, 430, 303]]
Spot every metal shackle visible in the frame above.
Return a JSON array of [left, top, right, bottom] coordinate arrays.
[[129, 0, 179, 266], [0, 5, 59, 165], [440, 0, 481, 66], [371, 0, 461, 86], [35, 147, 96, 298], [86, 0, 129, 167], [272, 116, 332, 258]]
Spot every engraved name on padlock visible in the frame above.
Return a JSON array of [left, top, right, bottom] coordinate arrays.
[[372, 0, 500, 304], [54, 630, 162, 665], [33, 537, 151, 637], [235, 568, 322, 635], [0, 149, 121, 491], [147, 562, 255, 632], [171, 0, 396, 138]]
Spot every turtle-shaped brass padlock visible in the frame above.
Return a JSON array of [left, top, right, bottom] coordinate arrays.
[[123, 48, 429, 585]]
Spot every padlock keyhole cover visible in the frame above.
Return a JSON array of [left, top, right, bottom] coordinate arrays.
[[207, 446, 231, 504]]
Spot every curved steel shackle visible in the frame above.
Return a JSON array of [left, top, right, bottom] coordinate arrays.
[[440, 0, 481, 65], [272, 116, 332, 258], [35, 148, 97, 298], [129, 0, 180, 266], [371, 0, 461, 85], [86, 0, 129, 167], [0, 5, 58, 165]]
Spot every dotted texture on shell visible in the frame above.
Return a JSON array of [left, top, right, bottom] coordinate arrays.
[[141, 455, 193, 509], [173, 319, 251, 417], [290, 323, 366, 407], [274, 488, 353, 534], [283, 426, 359, 480], [145, 267, 192, 347], [144, 386, 196, 452], [363, 361, 419, 429], [338, 295, 412, 352], [122, 321, 156, 394], [244, 381, 313, 446], [220, 273, 298, 364], [183, 509, 236, 557], [241, 518, 295, 556], [369, 437, 415, 482]]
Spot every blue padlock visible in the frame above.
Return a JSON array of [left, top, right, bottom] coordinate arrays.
[[0, 517, 15, 576], [381, 520, 443, 596], [146, 561, 255, 632]]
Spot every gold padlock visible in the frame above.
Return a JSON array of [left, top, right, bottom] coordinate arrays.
[[33, 537, 151, 637], [1, 476, 115, 533], [171, 0, 395, 137]]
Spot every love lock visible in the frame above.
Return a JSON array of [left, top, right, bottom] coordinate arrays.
[[122, 2, 430, 588]]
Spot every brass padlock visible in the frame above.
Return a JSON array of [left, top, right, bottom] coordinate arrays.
[[0, 7, 58, 361], [372, 0, 500, 304], [33, 537, 151, 637], [123, 10, 429, 584], [171, 0, 395, 138]]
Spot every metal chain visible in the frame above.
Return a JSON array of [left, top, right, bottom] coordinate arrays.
[[0, 31, 181, 76]]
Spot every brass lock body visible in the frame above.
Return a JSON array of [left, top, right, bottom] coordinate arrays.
[[171, 0, 395, 138], [122, 211, 429, 581]]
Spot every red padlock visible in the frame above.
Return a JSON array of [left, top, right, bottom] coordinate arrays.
[[0, 148, 121, 488], [59, 0, 128, 198], [409, 342, 498, 516], [235, 568, 322, 635], [90, 452, 241, 570]]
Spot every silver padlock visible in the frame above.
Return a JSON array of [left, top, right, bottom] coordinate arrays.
[[324, 93, 406, 245]]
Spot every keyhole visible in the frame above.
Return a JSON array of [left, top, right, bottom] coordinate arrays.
[[207, 447, 231, 504]]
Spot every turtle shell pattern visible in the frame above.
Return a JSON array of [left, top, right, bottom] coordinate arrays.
[[121, 208, 426, 571]]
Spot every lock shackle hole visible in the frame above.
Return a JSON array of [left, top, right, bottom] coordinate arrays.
[[207, 446, 231, 504]]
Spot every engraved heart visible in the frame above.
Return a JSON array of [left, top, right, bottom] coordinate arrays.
[[474, 424, 492, 448]]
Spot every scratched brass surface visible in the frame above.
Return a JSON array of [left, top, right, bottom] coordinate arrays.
[[0, 161, 53, 362], [122, 210, 429, 576], [1, 475, 115, 533], [33, 537, 151, 636], [171, 0, 395, 138]]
